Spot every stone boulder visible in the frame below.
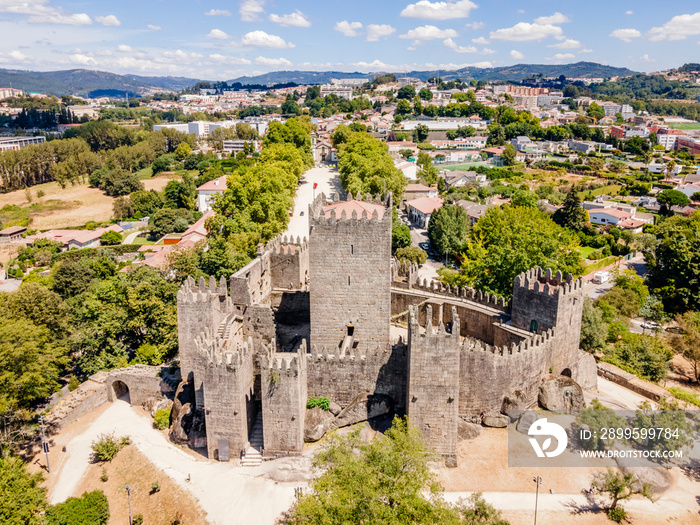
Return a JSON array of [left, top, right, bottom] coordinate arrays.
[[538, 376, 585, 412], [304, 406, 333, 442], [619, 466, 673, 494], [458, 418, 482, 440], [576, 351, 599, 391], [329, 402, 342, 416], [332, 392, 393, 429], [482, 411, 509, 428], [149, 398, 173, 418], [263, 457, 314, 483], [501, 390, 530, 421], [516, 411, 538, 435], [169, 381, 205, 447]]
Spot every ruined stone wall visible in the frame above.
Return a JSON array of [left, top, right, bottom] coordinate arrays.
[[105, 365, 167, 406], [268, 236, 309, 290], [196, 331, 256, 460], [306, 344, 407, 410], [230, 252, 272, 306], [458, 330, 556, 415], [177, 276, 230, 385], [309, 193, 392, 350], [261, 347, 307, 456], [406, 305, 460, 465]]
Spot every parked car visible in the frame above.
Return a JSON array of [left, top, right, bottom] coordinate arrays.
[[641, 321, 661, 331], [419, 242, 430, 251]]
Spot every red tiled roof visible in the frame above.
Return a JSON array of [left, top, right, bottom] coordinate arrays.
[[197, 175, 227, 191], [323, 199, 386, 219], [405, 196, 444, 215], [590, 208, 632, 219], [182, 210, 215, 239]]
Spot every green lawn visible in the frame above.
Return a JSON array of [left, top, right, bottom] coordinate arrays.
[[128, 236, 154, 245], [441, 161, 490, 171], [668, 123, 700, 130], [578, 246, 599, 259], [582, 256, 621, 275], [578, 184, 622, 198], [135, 167, 154, 179]]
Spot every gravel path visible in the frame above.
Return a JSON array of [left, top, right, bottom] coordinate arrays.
[[50, 400, 297, 525]]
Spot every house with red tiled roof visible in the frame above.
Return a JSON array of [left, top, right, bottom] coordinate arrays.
[[197, 175, 227, 212], [405, 196, 443, 228], [27, 224, 123, 250], [181, 210, 215, 243], [588, 208, 632, 226]]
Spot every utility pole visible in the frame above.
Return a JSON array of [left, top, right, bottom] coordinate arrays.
[[39, 416, 50, 473], [533, 476, 542, 525], [125, 485, 133, 525]]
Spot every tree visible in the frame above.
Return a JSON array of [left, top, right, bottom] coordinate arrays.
[[52, 260, 96, 299], [592, 468, 654, 521], [580, 298, 607, 351], [174, 142, 192, 160], [501, 143, 517, 166], [287, 417, 491, 524], [418, 88, 433, 101], [149, 208, 194, 238], [397, 85, 416, 100], [657, 189, 690, 213], [397, 99, 412, 115], [100, 169, 144, 197], [399, 148, 413, 160], [602, 333, 672, 382], [99, 230, 121, 246], [151, 155, 172, 175], [511, 190, 538, 208], [586, 102, 606, 122], [130, 189, 163, 217], [45, 490, 110, 525], [395, 246, 428, 265], [0, 456, 46, 525], [646, 211, 700, 313], [669, 311, 700, 381], [553, 189, 589, 231], [112, 196, 134, 220], [392, 209, 411, 250], [427, 204, 470, 257], [413, 124, 429, 143], [460, 206, 583, 297]]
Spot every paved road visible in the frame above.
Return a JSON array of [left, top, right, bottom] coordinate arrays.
[[50, 401, 297, 525], [284, 165, 343, 240], [122, 230, 145, 245]]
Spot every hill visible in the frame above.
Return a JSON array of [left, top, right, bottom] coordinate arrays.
[[0, 68, 198, 97], [229, 62, 637, 85]]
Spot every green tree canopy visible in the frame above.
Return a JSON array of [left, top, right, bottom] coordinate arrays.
[[553, 189, 590, 231], [0, 456, 46, 525], [427, 204, 470, 256]]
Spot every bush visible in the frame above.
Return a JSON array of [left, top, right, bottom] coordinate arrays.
[[153, 408, 171, 430], [150, 481, 161, 494], [91, 432, 127, 462], [37, 190, 45, 198], [667, 387, 700, 407], [306, 396, 331, 411], [394, 246, 428, 265], [607, 507, 626, 523], [100, 468, 108, 482], [99, 230, 122, 246], [68, 375, 80, 392], [45, 490, 110, 525], [132, 514, 144, 525]]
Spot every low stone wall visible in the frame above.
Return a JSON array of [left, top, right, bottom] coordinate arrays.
[[597, 362, 672, 402], [45, 378, 109, 432]]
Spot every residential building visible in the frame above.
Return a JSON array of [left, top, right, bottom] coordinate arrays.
[[395, 160, 417, 180], [443, 170, 487, 189], [197, 175, 227, 212], [222, 140, 262, 155], [405, 196, 443, 228], [0, 88, 23, 99], [0, 135, 45, 152], [330, 78, 368, 87], [320, 85, 353, 100], [431, 137, 487, 150], [0, 226, 26, 243], [401, 183, 437, 208], [181, 210, 215, 244], [455, 200, 489, 225], [27, 225, 123, 250]]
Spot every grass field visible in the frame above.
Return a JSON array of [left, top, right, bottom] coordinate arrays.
[[669, 123, 700, 130], [129, 236, 155, 245], [441, 162, 490, 171], [577, 246, 599, 259], [578, 184, 622, 198], [582, 255, 621, 275]]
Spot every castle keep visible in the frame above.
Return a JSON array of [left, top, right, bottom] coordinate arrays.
[[176, 193, 596, 466]]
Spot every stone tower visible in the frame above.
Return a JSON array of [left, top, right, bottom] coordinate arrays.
[[406, 304, 461, 467], [510, 267, 585, 375], [308, 193, 392, 351]]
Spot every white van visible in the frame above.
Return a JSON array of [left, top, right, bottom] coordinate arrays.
[[593, 271, 610, 284]]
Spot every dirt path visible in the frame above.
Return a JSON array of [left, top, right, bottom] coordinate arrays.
[[50, 400, 297, 525]]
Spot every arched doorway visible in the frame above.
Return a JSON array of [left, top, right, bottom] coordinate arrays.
[[112, 380, 131, 403], [561, 368, 572, 378]]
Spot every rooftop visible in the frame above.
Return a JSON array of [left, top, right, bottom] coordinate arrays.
[[405, 196, 444, 215], [197, 175, 227, 191]]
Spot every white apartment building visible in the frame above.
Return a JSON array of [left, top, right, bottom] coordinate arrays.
[[0, 135, 46, 152], [320, 85, 353, 99]]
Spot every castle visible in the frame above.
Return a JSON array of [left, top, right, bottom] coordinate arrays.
[[176, 192, 596, 466]]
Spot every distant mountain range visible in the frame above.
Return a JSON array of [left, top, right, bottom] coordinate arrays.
[[0, 62, 638, 97], [0, 68, 197, 98], [229, 62, 638, 85]]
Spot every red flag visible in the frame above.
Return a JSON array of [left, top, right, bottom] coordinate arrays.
[[313, 183, 318, 189]]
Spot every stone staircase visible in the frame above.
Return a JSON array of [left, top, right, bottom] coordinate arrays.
[[241, 412, 264, 467]]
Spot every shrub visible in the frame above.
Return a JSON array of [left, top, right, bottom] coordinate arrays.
[[306, 397, 331, 411], [151, 481, 161, 494], [153, 408, 171, 430], [99, 230, 122, 246], [607, 507, 626, 523], [37, 190, 45, 198], [68, 375, 80, 392], [394, 246, 428, 265], [91, 432, 127, 462], [100, 468, 108, 482], [133, 514, 144, 525], [667, 387, 700, 407], [45, 490, 110, 525]]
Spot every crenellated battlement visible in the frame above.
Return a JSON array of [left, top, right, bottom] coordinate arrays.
[[309, 192, 393, 225], [409, 278, 511, 312], [409, 304, 461, 339], [262, 349, 307, 377], [194, 327, 254, 370], [308, 342, 393, 362], [513, 267, 584, 297], [462, 327, 555, 357], [265, 234, 309, 254], [177, 275, 228, 304]]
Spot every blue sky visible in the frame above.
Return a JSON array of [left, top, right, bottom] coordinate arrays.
[[1, 0, 700, 80]]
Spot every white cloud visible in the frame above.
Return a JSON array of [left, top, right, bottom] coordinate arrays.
[[510, 49, 524, 60], [581, 48, 593, 53], [69, 53, 96, 65], [464, 21, 483, 30], [95, 14, 120, 26], [269, 10, 311, 27], [254, 56, 292, 67], [117, 44, 132, 52], [9, 50, 29, 62], [548, 38, 581, 49], [533, 12, 570, 25], [240, 0, 265, 21], [147, 24, 161, 31], [649, 12, 700, 41], [517, 9, 525, 14], [480, 47, 495, 54], [334, 20, 362, 37], [609, 28, 641, 42], [209, 54, 251, 64], [207, 29, 230, 40], [400, 25, 458, 40], [205, 9, 231, 16], [472, 36, 489, 44], [490, 22, 563, 41], [639, 54, 655, 63], [548, 53, 575, 61], [625, 10, 633, 15], [366, 24, 396, 41], [400, 0, 478, 20], [352, 59, 393, 71], [241, 30, 294, 48], [443, 38, 477, 53], [0, 0, 93, 25]]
